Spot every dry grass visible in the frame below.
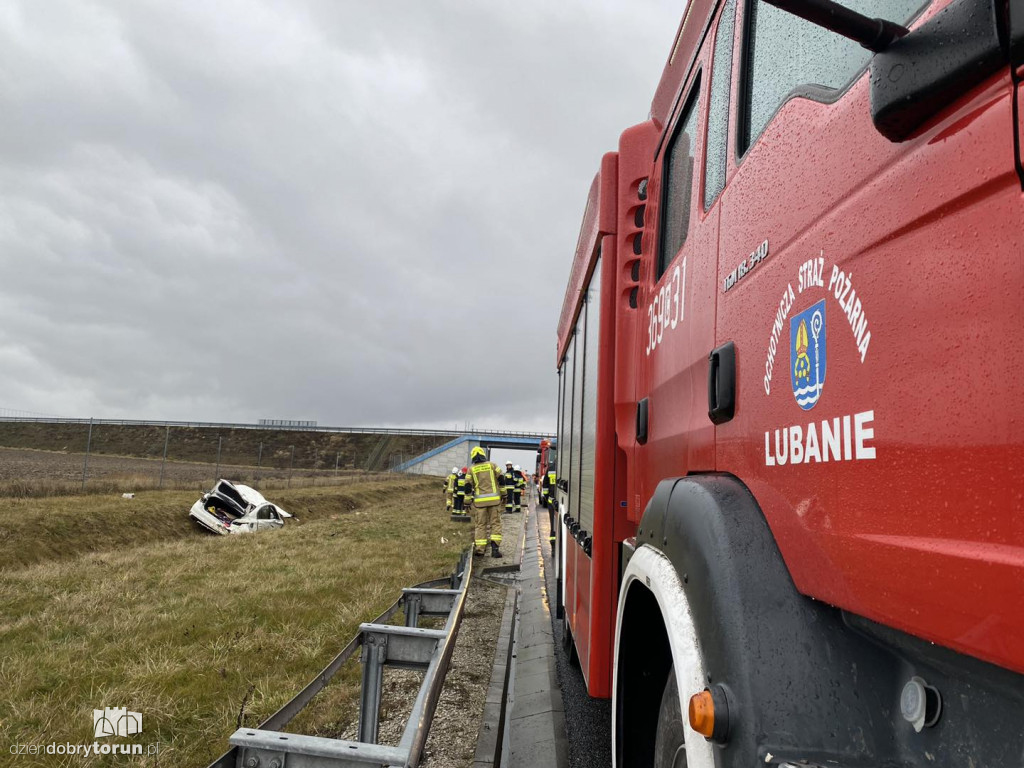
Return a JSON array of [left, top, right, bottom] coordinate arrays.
[[0, 469, 397, 500], [0, 477, 469, 767], [0, 444, 400, 499]]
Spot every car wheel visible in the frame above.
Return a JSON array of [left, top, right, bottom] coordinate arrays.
[[653, 668, 687, 768]]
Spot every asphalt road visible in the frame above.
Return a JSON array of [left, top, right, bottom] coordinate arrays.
[[537, 502, 613, 768]]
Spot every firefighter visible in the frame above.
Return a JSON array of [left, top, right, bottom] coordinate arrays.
[[444, 466, 458, 513], [541, 467, 557, 547], [513, 464, 526, 513], [454, 467, 470, 515], [502, 461, 517, 514], [469, 446, 504, 557]]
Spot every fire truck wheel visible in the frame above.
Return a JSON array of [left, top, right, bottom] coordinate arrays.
[[616, 543, 715, 768], [653, 667, 687, 768], [561, 615, 579, 668]]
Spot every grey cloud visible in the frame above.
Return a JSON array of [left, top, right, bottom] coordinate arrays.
[[0, 0, 681, 429]]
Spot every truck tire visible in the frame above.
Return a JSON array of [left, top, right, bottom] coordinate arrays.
[[653, 668, 687, 768], [561, 615, 579, 668], [616, 544, 715, 768]]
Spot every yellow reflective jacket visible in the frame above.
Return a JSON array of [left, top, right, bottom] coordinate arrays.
[[470, 461, 503, 507], [445, 473, 456, 492]]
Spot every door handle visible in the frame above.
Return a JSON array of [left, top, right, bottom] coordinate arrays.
[[708, 341, 736, 425], [636, 398, 649, 445]]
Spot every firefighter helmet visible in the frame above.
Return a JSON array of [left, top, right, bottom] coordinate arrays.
[[514, 464, 521, 471], [452, 466, 459, 474], [471, 446, 487, 462], [461, 466, 468, 473]]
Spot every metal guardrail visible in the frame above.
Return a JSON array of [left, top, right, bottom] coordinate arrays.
[[0, 416, 554, 441], [207, 551, 472, 768]]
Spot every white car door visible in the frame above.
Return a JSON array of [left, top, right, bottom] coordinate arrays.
[[253, 504, 282, 531]]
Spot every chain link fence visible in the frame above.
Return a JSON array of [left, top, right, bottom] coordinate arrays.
[[0, 422, 450, 498]]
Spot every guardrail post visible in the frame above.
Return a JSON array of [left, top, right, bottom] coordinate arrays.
[[405, 593, 422, 628], [214, 436, 222, 483], [450, 553, 467, 590], [358, 633, 386, 744]]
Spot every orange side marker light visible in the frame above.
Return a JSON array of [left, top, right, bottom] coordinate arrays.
[[688, 689, 716, 738], [688, 684, 731, 743]]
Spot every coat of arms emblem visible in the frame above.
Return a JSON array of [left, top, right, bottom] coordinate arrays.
[[790, 300, 826, 410]]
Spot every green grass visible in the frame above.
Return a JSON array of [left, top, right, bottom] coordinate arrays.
[[0, 477, 469, 766]]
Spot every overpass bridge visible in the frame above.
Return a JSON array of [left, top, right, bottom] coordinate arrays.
[[0, 415, 552, 441], [393, 433, 554, 476]]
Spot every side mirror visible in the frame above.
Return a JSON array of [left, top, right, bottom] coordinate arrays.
[[870, 0, 1007, 141], [762, 0, 1012, 144]]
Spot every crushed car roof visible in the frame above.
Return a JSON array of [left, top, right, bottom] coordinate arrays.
[[210, 480, 292, 517]]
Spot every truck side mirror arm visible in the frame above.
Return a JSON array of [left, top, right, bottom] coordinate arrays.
[[761, 0, 908, 52], [765, 0, 1014, 145]]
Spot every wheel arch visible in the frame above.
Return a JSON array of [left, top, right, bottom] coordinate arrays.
[[613, 576, 671, 768], [614, 545, 717, 768], [617, 473, 1024, 767], [617, 473, 901, 767]]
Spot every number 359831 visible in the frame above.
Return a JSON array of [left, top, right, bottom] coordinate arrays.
[[645, 260, 685, 357]]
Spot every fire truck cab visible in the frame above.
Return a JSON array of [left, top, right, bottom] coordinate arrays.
[[554, 0, 1024, 766], [536, 438, 557, 483]]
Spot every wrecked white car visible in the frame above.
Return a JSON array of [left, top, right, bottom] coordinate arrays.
[[189, 479, 292, 535]]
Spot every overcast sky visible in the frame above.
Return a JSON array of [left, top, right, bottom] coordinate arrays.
[[0, 1, 681, 432]]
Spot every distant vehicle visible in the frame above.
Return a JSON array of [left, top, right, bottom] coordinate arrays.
[[189, 480, 292, 535], [535, 438, 556, 486]]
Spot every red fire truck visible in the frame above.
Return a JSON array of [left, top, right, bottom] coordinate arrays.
[[536, 438, 557, 483], [553, 0, 1023, 765]]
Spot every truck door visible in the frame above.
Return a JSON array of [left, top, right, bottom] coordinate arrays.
[[633, 37, 722, 508], [715, 0, 1024, 673]]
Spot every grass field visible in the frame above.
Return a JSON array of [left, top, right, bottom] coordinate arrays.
[[0, 476, 467, 767], [0, 445, 400, 499]]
